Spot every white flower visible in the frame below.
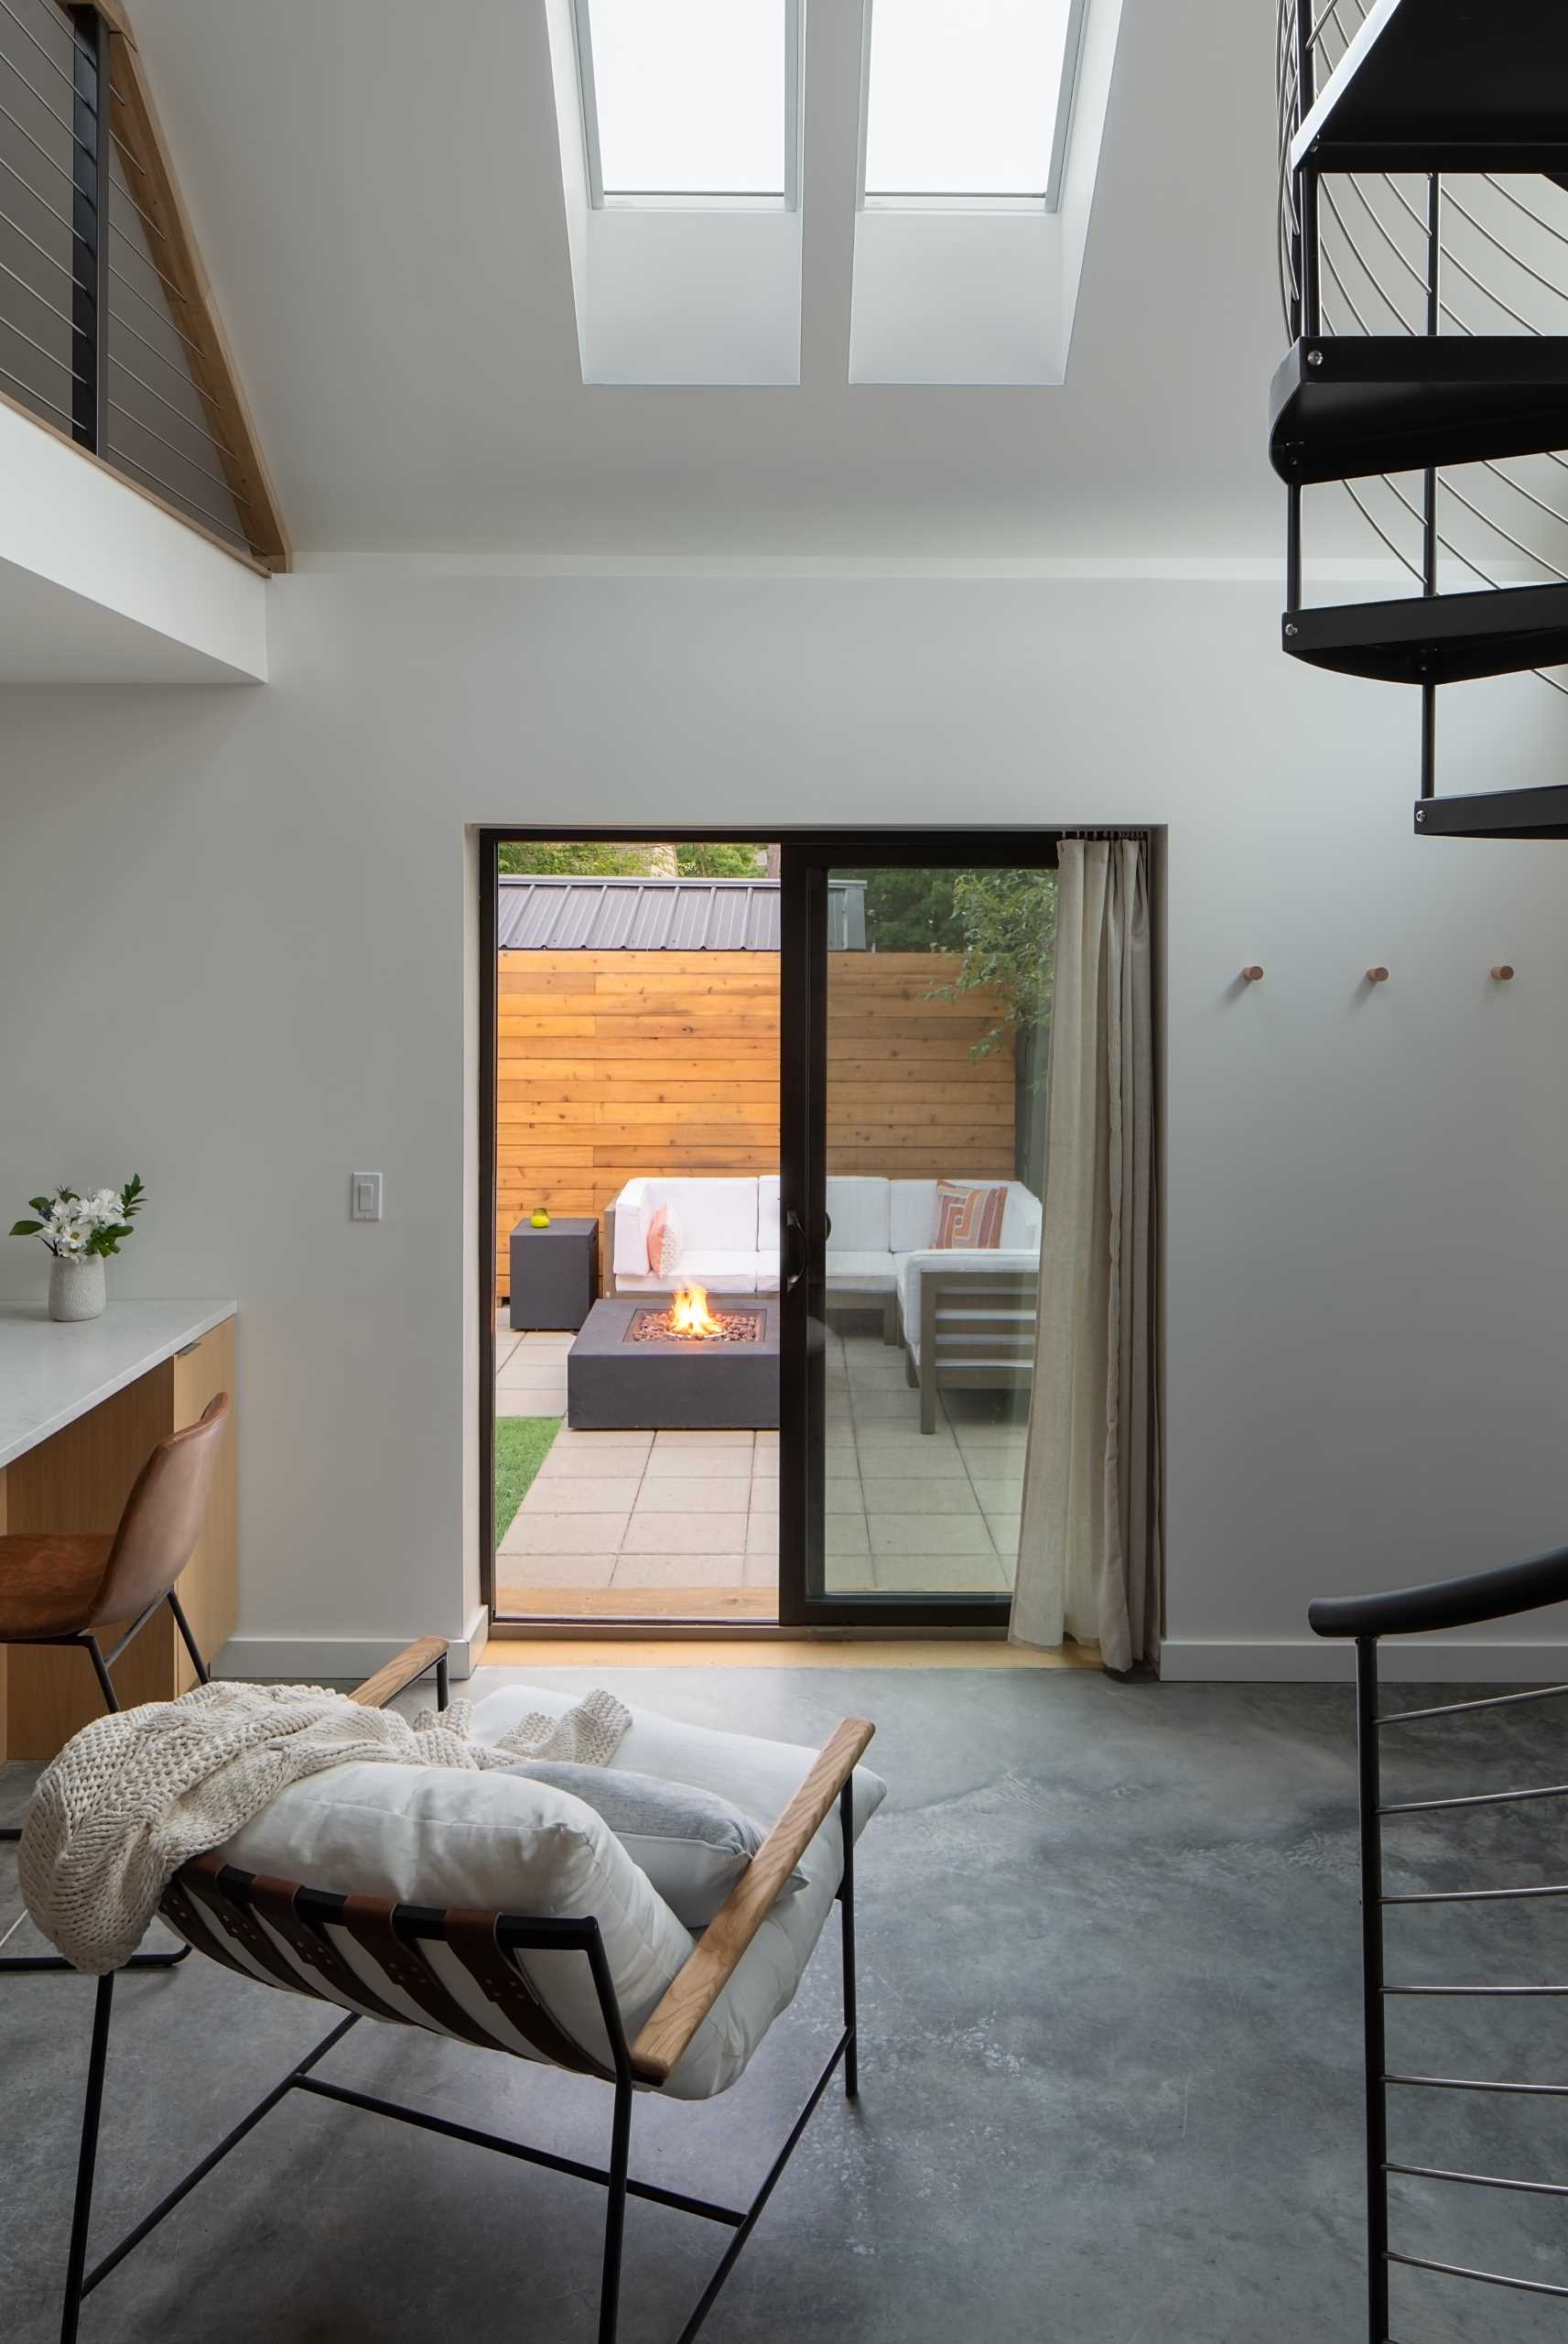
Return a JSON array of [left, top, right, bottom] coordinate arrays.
[[92, 1188, 123, 1221]]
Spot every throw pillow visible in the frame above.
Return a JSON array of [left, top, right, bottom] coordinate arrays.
[[933, 1181, 1007, 1250], [644, 1202, 683, 1280], [505, 1762, 804, 1926]]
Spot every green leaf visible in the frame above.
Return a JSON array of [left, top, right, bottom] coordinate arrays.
[[9, 1220, 44, 1236], [27, 1197, 51, 1215]]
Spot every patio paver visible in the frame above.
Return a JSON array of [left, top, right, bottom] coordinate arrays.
[[495, 1309, 1032, 1612]]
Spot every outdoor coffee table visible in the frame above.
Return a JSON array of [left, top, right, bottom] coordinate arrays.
[[567, 1296, 780, 1430]]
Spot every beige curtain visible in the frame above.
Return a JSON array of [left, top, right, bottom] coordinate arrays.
[[1010, 838, 1161, 1673]]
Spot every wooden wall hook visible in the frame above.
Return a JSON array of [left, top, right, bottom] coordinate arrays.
[[1490, 964, 1515, 982], [1241, 965, 1264, 983], [1366, 966, 1390, 983]]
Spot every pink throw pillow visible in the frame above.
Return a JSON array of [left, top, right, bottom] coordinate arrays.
[[933, 1182, 1007, 1250], [644, 1204, 683, 1279]]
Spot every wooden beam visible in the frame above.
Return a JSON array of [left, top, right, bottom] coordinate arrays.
[[349, 1635, 449, 1710], [102, 13, 289, 567], [0, 385, 272, 579]]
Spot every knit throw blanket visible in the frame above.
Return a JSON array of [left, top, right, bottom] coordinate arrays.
[[20, 1679, 632, 1975]]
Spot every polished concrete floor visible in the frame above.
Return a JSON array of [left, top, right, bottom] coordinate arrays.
[[4, 1665, 1565, 2342]]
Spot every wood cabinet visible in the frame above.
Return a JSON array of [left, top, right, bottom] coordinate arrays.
[[0, 1315, 236, 1761]]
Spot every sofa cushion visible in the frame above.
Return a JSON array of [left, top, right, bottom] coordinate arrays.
[[617, 1248, 773, 1296], [827, 1249, 897, 1292], [756, 1175, 780, 1266], [644, 1178, 759, 1253], [219, 1761, 695, 2076], [504, 1761, 804, 1928], [611, 1178, 654, 1277], [895, 1246, 1041, 1363], [889, 1180, 941, 1251], [825, 1177, 890, 1253], [472, 1685, 886, 2101]]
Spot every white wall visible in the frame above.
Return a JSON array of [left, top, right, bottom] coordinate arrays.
[[0, 397, 267, 684], [3, 567, 1566, 1679]]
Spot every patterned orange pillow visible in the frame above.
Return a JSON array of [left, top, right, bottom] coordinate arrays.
[[933, 1182, 1006, 1250]]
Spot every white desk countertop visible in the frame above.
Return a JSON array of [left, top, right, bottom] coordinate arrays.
[[0, 1300, 236, 1471]]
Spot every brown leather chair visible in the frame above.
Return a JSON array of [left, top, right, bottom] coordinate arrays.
[[1, 1391, 230, 1974]]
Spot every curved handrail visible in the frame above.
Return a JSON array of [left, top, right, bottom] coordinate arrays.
[[1309, 1545, 1568, 1639]]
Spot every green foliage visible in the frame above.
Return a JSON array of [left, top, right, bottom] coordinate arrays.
[[839, 868, 965, 952], [497, 841, 767, 879], [932, 871, 1058, 1061], [498, 841, 644, 877], [675, 841, 767, 877], [494, 1415, 561, 1541]]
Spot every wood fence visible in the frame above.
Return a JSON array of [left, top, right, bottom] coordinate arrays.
[[496, 950, 1015, 1297]]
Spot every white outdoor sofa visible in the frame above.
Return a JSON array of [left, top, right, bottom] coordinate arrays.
[[607, 1173, 1041, 1432]]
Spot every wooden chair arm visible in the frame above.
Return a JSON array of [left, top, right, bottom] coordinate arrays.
[[630, 1715, 875, 2087], [348, 1636, 449, 1711]]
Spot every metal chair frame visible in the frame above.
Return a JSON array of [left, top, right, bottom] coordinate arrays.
[[2, 1585, 210, 1974], [1311, 1542, 1568, 2339], [57, 1643, 860, 2344]]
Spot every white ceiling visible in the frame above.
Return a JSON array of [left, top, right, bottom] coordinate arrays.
[[132, 0, 1288, 558]]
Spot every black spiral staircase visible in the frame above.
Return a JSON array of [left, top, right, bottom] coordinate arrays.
[[1273, 0, 1568, 835]]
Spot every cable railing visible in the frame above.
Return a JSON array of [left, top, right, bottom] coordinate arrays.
[[0, 0, 264, 559], [1310, 1546, 1568, 2341], [1278, 0, 1568, 700]]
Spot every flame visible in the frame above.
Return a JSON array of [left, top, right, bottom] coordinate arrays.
[[667, 1283, 724, 1339]]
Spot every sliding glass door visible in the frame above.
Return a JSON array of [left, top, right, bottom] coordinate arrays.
[[779, 837, 1057, 1626]]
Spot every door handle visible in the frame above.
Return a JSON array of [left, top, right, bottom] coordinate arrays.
[[784, 1208, 808, 1292]]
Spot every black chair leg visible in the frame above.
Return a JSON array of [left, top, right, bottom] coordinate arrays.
[[166, 1590, 210, 1686], [839, 1777, 858, 2100], [597, 2072, 632, 2344], [59, 1970, 114, 2344]]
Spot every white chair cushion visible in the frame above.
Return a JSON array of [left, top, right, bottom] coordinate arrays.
[[472, 1685, 886, 2101], [894, 1247, 1041, 1347], [219, 1762, 695, 2076], [825, 1177, 890, 1253]]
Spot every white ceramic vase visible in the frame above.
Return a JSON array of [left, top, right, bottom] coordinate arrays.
[[49, 1254, 106, 1323]]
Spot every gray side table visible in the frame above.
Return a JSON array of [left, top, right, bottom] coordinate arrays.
[[508, 1217, 599, 1331]]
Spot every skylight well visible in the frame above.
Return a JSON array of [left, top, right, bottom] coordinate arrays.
[[574, 0, 802, 209], [861, 0, 1087, 211]]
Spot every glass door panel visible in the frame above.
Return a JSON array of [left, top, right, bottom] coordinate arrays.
[[779, 839, 1056, 1626]]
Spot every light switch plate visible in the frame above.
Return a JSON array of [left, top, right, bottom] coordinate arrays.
[[351, 1171, 383, 1222]]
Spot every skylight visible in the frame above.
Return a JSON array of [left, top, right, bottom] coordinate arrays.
[[574, 0, 801, 209], [862, 0, 1086, 210]]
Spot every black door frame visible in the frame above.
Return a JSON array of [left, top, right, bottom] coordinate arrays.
[[778, 832, 1060, 1629], [478, 828, 1065, 1634]]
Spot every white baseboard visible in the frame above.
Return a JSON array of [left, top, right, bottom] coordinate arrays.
[[1160, 1638, 1568, 1684], [218, 1607, 491, 1686]]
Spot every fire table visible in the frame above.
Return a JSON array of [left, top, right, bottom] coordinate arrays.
[[566, 1294, 780, 1431]]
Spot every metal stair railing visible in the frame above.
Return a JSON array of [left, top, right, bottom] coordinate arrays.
[[1276, 0, 1568, 741], [1310, 1546, 1568, 2343]]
